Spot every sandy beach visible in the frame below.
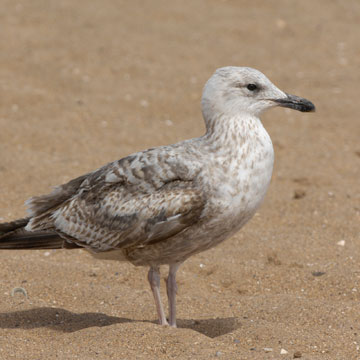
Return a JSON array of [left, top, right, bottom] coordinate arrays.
[[0, 0, 359, 358]]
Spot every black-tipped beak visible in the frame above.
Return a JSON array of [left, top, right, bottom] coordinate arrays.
[[273, 93, 316, 112]]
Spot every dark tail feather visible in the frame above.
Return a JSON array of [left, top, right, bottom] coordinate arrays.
[[0, 218, 79, 250], [0, 218, 30, 233]]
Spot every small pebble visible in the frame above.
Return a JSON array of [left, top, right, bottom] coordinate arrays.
[[312, 271, 326, 277], [293, 351, 302, 358], [140, 99, 149, 107], [294, 189, 306, 199], [44, 251, 50, 256], [280, 348, 288, 355], [11, 287, 28, 298], [263, 347, 273, 353], [337, 240, 346, 246], [215, 351, 222, 357]]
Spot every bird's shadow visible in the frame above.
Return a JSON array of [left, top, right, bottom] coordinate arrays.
[[177, 317, 241, 338], [0, 307, 240, 338]]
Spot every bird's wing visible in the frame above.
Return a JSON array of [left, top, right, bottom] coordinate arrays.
[[26, 146, 205, 251]]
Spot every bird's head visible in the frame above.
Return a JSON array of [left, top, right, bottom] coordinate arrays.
[[201, 67, 315, 121]]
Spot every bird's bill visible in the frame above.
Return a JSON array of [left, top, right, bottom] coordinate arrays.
[[272, 93, 316, 112]]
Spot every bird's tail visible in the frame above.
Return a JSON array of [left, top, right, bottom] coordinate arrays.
[[0, 218, 73, 249]]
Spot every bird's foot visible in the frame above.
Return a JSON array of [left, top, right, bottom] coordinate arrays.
[[158, 319, 177, 328], [159, 319, 169, 326]]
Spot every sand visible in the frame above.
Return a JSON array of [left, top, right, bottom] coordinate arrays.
[[0, 0, 359, 358]]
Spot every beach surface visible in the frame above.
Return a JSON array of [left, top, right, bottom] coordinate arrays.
[[0, 1, 359, 358]]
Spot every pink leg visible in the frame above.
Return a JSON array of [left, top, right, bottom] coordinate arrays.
[[166, 263, 181, 327], [148, 266, 168, 326]]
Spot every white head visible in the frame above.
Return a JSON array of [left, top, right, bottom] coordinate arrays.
[[201, 67, 315, 126]]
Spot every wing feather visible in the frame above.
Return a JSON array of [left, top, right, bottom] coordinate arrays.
[[25, 147, 204, 252], [50, 184, 204, 251]]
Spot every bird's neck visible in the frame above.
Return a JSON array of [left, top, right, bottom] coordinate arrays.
[[203, 113, 266, 152]]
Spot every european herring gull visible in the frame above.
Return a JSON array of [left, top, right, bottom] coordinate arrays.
[[0, 67, 315, 327]]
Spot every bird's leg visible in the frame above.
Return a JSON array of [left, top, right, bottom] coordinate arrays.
[[166, 262, 181, 328], [147, 266, 168, 326]]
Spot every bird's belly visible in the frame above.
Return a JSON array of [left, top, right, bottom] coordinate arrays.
[[126, 164, 273, 266], [127, 144, 274, 266], [86, 248, 128, 261]]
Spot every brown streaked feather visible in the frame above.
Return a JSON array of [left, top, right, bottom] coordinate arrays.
[[25, 173, 90, 217], [0, 217, 81, 250], [0, 227, 79, 250], [48, 182, 204, 252], [23, 147, 204, 253]]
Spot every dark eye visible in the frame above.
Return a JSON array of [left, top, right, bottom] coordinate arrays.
[[247, 83, 257, 91]]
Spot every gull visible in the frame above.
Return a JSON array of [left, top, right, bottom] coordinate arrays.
[[0, 67, 315, 327]]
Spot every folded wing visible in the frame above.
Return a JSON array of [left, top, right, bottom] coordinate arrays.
[[25, 150, 205, 252]]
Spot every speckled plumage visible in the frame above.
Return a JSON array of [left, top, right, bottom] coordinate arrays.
[[0, 67, 315, 327]]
